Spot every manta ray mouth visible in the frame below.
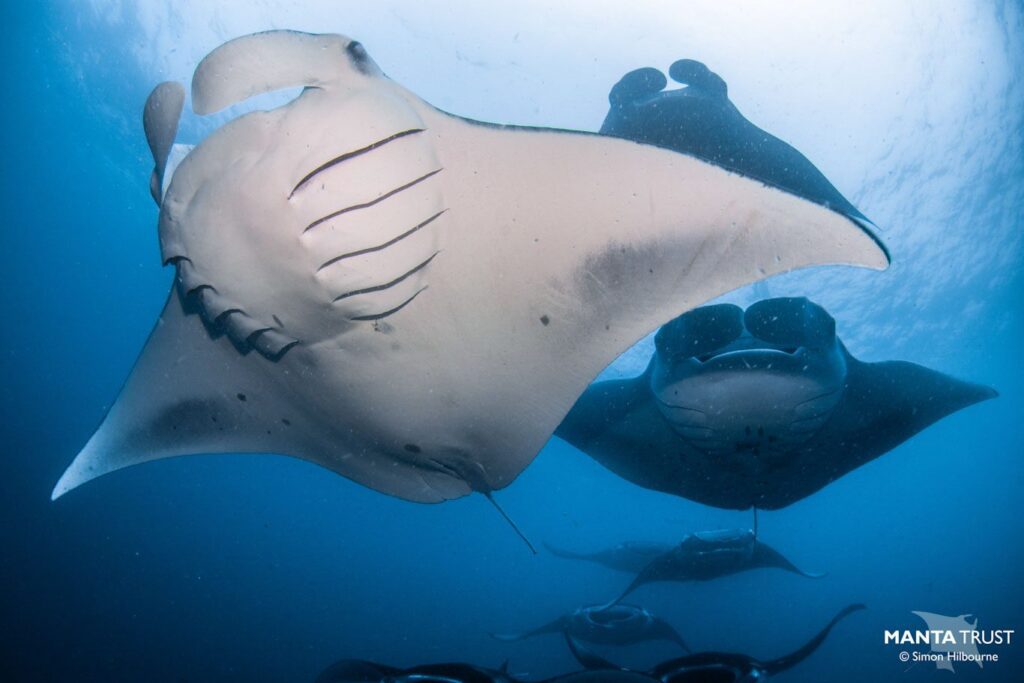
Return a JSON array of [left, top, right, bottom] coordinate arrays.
[[696, 347, 799, 363]]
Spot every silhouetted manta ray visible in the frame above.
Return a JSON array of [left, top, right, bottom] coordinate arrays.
[[557, 296, 997, 510], [544, 541, 673, 573], [314, 605, 864, 682], [53, 33, 887, 516], [565, 604, 866, 682], [315, 660, 517, 683], [491, 604, 689, 651], [607, 519, 823, 606]]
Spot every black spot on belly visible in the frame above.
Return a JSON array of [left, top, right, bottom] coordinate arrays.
[[404, 443, 422, 453], [540, 315, 551, 326], [281, 418, 292, 426], [236, 393, 247, 402]]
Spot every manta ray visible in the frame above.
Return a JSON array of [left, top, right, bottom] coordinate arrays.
[[556, 297, 997, 510], [607, 521, 823, 605], [314, 660, 518, 683], [544, 541, 673, 573], [314, 605, 863, 682], [564, 604, 866, 682], [491, 603, 689, 651], [52, 32, 887, 515]]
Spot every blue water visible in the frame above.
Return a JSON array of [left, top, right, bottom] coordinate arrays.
[[1, 2, 1022, 681]]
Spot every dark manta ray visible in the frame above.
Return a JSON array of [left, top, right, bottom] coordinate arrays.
[[565, 604, 866, 683], [557, 297, 997, 510], [491, 604, 689, 651], [608, 523, 823, 605], [544, 541, 673, 573], [316, 605, 864, 682], [315, 660, 517, 683], [600, 58, 879, 240]]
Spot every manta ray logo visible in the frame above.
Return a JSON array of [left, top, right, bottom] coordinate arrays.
[[883, 611, 1014, 672]]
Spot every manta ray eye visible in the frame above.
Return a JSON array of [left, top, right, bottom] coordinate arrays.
[[745, 297, 835, 349], [346, 40, 371, 67], [656, 303, 744, 360]]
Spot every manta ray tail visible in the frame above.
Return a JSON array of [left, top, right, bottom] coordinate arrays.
[[762, 603, 866, 676], [485, 493, 537, 555], [655, 620, 692, 653]]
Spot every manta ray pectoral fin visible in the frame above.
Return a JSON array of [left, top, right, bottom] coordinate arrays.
[[563, 632, 622, 671], [753, 543, 826, 579], [763, 603, 865, 676], [653, 618, 691, 653], [823, 350, 998, 473], [490, 616, 566, 642], [314, 659, 400, 683], [51, 290, 316, 500]]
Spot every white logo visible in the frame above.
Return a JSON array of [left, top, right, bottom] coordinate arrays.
[[883, 611, 1014, 672]]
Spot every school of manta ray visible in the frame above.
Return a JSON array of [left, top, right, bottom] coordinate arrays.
[[53, 31, 997, 682]]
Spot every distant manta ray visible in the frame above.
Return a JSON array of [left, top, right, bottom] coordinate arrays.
[[564, 604, 866, 682], [556, 296, 997, 510], [52, 33, 887, 524], [314, 605, 864, 682], [606, 521, 824, 606], [491, 603, 689, 651]]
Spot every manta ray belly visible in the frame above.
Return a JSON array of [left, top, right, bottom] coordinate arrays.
[[573, 605, 650, 642], [651, 351, 846, 459]]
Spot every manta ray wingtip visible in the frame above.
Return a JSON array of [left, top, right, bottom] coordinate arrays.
[[51, 437, 111, 501], [849, 215, 891, 268], [51, 454, 87, 501]]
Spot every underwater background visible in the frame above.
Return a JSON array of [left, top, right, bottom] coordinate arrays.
[[1, 1, 1022, 681]]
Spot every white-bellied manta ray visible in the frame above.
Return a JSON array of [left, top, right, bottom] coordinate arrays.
[[491, 603, 689, 651], [52, 32, 888, 515], [556, 297, 997, 510]]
